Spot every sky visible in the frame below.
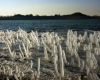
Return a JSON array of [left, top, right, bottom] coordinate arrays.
[[0, 0, 100, 16]]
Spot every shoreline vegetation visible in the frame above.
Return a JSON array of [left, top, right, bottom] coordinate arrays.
[[0, 12, 100, 20], [0, 29, 100, 80]]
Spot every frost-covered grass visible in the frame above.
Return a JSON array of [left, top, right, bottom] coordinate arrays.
[[0, 29, 100, 80]]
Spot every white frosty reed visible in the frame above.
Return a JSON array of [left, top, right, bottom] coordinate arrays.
[[0, 29, 100, 80]]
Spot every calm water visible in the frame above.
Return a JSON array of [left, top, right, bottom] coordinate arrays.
[[0, 19, 100, 32]]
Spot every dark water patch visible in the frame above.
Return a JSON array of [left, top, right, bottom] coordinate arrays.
[[0, 19, 100, 32]]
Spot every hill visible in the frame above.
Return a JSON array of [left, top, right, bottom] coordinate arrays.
[[0, 12, 100, 20]]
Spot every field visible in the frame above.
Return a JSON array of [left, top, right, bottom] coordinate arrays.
[[0, 29, 100, 80]]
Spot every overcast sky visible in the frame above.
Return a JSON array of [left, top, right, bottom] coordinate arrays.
[[0, 0, 100, 16]]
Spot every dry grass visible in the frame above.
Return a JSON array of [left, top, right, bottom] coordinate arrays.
[[0, 29, 100, 80]]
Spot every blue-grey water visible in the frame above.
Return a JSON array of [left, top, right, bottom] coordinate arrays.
[[0, 19, 100, 32]]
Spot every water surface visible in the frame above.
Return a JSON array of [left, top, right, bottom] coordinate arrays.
[[0, 19, 100, 32]]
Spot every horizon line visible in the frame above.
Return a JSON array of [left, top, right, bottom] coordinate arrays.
[[0, 12, 100, 17]]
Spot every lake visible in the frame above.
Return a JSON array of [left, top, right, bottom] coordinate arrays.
[[0, 19, 100, 32]]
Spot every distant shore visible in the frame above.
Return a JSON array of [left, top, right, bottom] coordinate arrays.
[[0, 12, 100, 20]]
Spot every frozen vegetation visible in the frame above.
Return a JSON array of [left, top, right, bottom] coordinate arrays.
[[0, 29, 100, 80]]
